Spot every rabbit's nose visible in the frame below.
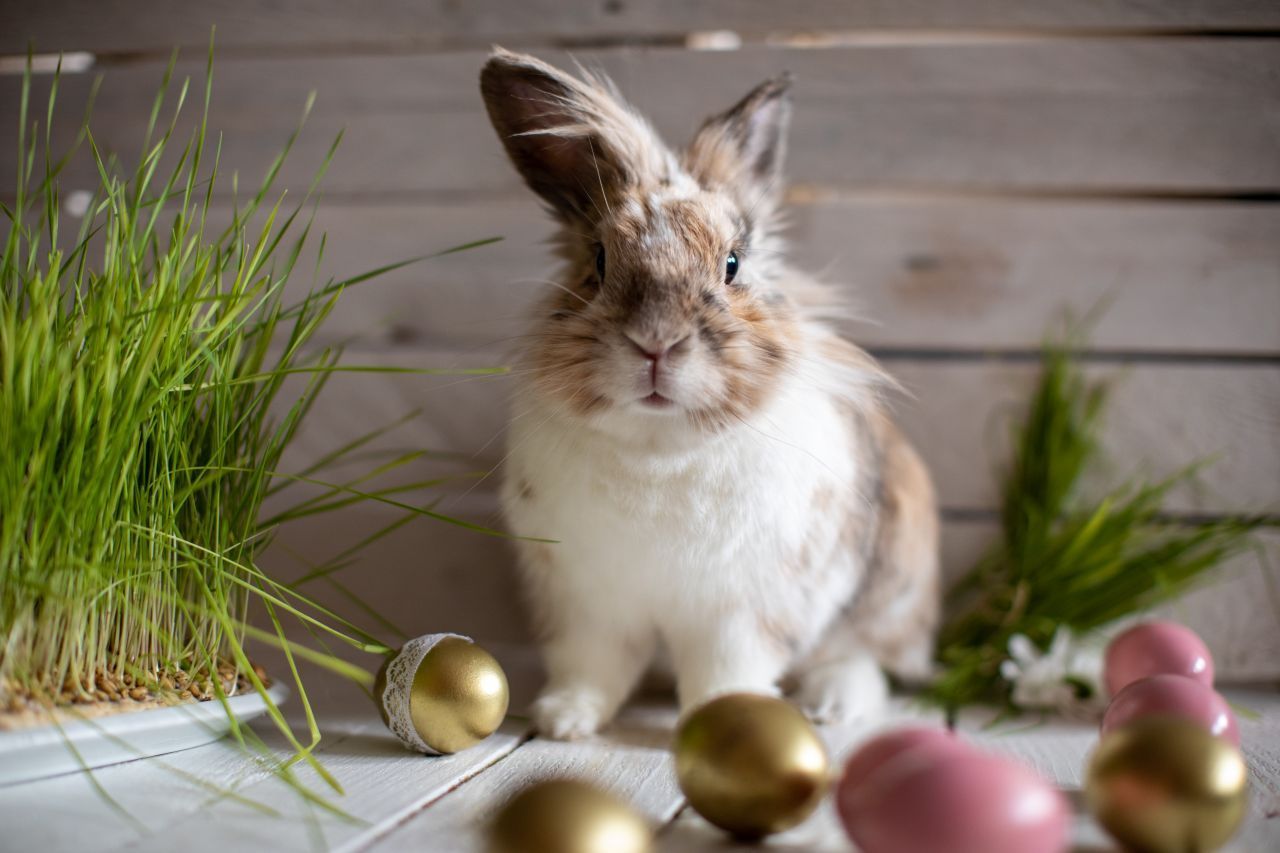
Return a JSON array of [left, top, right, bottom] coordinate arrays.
[[625, 332, 691, 364]]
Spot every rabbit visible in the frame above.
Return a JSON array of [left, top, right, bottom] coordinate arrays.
[[479, 48, 940, 739]]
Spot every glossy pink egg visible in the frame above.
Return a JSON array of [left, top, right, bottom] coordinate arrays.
[[837, 743, 1070, 853], [1104, 621, 1214, 696], [1102, 674, 1240, 746], [841, 727, 965, 796]]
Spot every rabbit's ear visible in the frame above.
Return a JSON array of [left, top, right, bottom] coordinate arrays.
[[686, 74, 792, 203], [480, 50, 633, 224]]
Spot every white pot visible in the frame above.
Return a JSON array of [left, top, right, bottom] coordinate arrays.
[[0, 683, 288, 787]]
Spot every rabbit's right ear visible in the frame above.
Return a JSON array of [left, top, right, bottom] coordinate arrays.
[[480, 49, 631, 224], [685, 74, 792, 213]]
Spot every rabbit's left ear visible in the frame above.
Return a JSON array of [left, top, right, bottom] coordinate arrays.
[[480, 50, 631, 224], [686, 74, 792, 200]]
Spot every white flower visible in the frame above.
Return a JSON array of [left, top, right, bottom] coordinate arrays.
[[1000, 627, 1107, 718]]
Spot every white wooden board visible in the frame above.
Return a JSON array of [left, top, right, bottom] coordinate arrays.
[[7, 1, 1280, 55], [260, 490, 1279, 683], [365, 702, 686, 852], [158, 197, 1280, 355], [890, 360, 1280, 515], [0, 735, 288, 850], [0, 673, 520, 853], [2, 668, 1275, 852], [265, 351, 1280, 516], [125, 719, 524, 853], [5, 40, 1279, 195], [0, 698, 310, 851]]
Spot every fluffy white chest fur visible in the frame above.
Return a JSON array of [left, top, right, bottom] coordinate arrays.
[[502, 377, 876, 737], [506, 378, 860, 614]]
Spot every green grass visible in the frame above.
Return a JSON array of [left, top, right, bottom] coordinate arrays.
[[0, 42, 504, 776], [929, 342, 1276, 713]]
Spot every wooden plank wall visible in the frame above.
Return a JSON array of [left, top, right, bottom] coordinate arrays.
[[2, 3, 1278, 677]]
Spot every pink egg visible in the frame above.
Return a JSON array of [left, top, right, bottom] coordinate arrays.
[[841, 727, 965, 796], [1104, 621, 1214, 696], [1102, 673, 1240, 746], [838, 743, 1070, 853]]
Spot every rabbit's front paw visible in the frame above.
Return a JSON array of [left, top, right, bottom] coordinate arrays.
[[794, 656, 888, 725], [531, 687, 608, 740]]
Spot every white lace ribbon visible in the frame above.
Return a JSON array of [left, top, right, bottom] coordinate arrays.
[[382, 633, 471, 754]]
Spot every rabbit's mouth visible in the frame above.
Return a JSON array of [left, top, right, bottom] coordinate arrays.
[[640, 391, 675, 409]]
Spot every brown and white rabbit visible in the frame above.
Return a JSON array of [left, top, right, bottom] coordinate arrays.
[[480, 49, 939, 739]]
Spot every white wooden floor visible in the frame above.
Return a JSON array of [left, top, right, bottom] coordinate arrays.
[[2, 667, 1277, 853]]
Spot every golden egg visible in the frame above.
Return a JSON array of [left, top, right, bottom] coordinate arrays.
[[1085, 715, 1249, 853], [674, 693, 830, 839], [487, 778, 652, 853], [375, 634, 509, 754]]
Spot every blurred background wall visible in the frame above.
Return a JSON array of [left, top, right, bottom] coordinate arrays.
[[2, 2, 1277, 679]]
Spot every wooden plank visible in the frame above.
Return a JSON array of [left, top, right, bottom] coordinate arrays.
[[5, 1, 1280, 55], [1234, 690, 1280, 852], [260, 358, 1280, 674], [264, 495, 534, 650], [0, 668, 522, 853], [363, 702, 686, 852], [0, 733, 280, 850], [4, 40, 1279, 195], [357, 695, 944, 853], [126, 720, 525, 853], [259, 355, 1280, 668], [890, 360, 1280, 514], [786, 197, 1280, 356], [264, 492, 1280, 682], [0, 678, 369, 851], [268, 352, 1280, 515], [196, 197, 1280, 354], [3, 681, 1274, 853]]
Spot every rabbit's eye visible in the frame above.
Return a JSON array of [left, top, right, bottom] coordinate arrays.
[[724, 251, 740, 285], [595, 246, 607, 280]]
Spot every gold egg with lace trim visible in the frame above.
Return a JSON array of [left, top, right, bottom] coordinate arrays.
[[375, 633, 509, 754]]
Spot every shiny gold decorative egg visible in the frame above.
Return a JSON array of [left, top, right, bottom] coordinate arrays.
[[375, 633, 508, 754], [674, 693, 830, 839], [487, 778, 652, 853], [1085, 715, 1249, 853]]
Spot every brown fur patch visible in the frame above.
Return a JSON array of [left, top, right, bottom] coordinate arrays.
[[665, 199, 724, 261], [844, 416, 941, 674], [758, 614, 799, 657], [687, 286, 801, 432], [811, 483, 838, 517], [788, 401, 940, 680]]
